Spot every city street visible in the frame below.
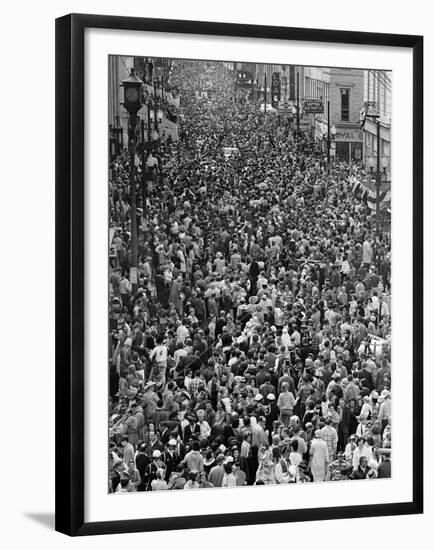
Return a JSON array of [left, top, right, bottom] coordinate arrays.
[[107, 58, 392, 492]]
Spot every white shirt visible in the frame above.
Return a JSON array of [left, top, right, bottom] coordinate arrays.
[[352, 444, 373, 470], [176, 325, 189, 342], [149, 344, 168, 365], [197, 420, 211, 439]]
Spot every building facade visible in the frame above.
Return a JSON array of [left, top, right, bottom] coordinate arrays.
[[328, 68, 365, 162], [362, 70, 392, 176], [303, 67, 330, 144]]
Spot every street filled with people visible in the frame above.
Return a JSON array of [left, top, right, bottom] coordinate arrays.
[[108, 61, 392, 493]]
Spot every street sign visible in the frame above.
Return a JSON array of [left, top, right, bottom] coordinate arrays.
[[360, 101, 379, 127], [303, 99, 324, 114], [277, 100, 293, 116]]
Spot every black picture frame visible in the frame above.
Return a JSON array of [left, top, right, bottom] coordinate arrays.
[[55, 13, 424, 536]]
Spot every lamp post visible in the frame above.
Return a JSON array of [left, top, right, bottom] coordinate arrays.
[[264, 73, 267, 117], [361, 103, 382, 239], [296, 70, 300, 138], [327, 100, 331, 168], [330, 125, 336, 169], [375, 119, 381, 237], [147, 101, 152, 149], [154, 77, 159, 104], [140, 119, 146, 212], [121, 68, 144, 294]]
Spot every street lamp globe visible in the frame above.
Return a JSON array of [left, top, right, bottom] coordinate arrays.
[[157, 109, 164, 123], [122, 68, 144, 114]]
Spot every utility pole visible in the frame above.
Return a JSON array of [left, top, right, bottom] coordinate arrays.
[[121, 68, 144, 295], [376, 119, 381, 237], [128, 132, 138, 295], [327, 100, 331, 170], [264, 73, 267, 117], [140, 119, 146, 212], [147, 101, 152, 150], [296, 70, 300, 137], [360, 101, 382, 240]]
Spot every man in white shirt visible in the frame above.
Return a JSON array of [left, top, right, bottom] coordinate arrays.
[[176, 320, 189, 343], [149, 335, 168, 385], [196, 409, 211, 440]]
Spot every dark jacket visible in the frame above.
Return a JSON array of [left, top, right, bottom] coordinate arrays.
[[377, 459, 391, 478], [339, 405, 352, 433], [351, 466, 369, 480], [163, 450, 180, 481]]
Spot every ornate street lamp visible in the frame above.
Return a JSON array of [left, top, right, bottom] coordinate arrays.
[[121, 68, 144, 293], [122, 69, 144, 131]]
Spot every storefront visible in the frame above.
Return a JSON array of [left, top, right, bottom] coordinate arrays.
[[362, 118, 391, 175], [333, 126, 363, 162]]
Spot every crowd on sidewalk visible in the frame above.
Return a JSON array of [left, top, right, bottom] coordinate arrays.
[[108, 61, 392, 493]]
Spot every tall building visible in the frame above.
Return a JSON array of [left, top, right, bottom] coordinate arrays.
[[328, 67, 365, 162], [303, 67, 365, 160], [303, 67, 330, 143]]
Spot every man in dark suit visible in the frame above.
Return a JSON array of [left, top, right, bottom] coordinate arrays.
[[337, 397, 353, 451], [183, 414, 200, 443], [162, 439, 180, 481]]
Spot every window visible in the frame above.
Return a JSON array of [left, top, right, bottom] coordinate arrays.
[[340, 88, 350, 121]]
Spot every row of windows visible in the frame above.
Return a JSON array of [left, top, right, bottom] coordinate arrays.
[[304, 78, 329, 102], [305, 79, 350, 122], [340, 88, 350, 122], [365, 132, 389, 156]]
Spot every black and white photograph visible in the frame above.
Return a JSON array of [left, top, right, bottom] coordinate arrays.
[[108, 56, 393, 493], [0, 0, 429, 544]]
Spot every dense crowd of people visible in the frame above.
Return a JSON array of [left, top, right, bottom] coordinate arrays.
[[108, 60, 392, 494]]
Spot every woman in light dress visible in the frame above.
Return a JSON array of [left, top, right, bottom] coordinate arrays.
[[309, 430, 329, 482]]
